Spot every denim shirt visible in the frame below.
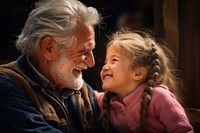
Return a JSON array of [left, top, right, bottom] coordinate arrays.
[[0, 55, 102, 133]]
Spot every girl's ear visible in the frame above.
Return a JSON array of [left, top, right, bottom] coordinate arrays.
[[133, 67, 147, 81], [40, 36, 58, 61]]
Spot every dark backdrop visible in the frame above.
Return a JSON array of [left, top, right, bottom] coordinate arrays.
[[1, 0, 199, 109], [0, 0, 154, 91]]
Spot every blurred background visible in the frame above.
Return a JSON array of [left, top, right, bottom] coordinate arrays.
[[0, 0, 199, 112]]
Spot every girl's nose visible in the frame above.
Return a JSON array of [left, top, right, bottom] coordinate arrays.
[[102, 65, 110, 71]]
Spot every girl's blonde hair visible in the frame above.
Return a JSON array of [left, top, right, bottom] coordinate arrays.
[[101, 29, 183, 132]]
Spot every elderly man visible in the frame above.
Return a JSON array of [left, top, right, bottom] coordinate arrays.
[[0, 0, 102, 132]]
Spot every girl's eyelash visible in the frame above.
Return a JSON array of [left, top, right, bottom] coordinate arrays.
[[113, 58, 118, 61], [104, 58, 118, 64]]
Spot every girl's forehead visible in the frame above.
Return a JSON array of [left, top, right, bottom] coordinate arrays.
[[107, 44, 122, 53], [106, 45, 130, 59], [108, 44, 129, 55]]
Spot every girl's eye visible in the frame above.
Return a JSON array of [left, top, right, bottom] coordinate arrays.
[[111, 58, 118, 64], [113, 58, 118, 62]]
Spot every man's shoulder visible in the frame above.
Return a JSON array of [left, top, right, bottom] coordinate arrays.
[[0, 74, 15, 85], [0, 70, 26, 97], [0, 61, 20, 82]]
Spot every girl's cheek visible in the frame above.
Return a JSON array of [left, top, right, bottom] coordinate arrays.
[[100, 70, 103, 78]]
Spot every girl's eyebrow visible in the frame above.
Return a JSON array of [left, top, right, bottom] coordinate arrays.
[[110, 54, 121, 59]]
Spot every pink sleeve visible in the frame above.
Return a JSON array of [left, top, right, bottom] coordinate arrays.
[[94, 90, 105, 110], [151, 87, 194, 133]]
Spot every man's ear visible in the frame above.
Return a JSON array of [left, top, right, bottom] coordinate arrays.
[[40, 36, 58, 61], [133, 67, 147, 81]]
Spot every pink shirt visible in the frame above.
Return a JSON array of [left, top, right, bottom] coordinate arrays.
[[95, 84, 194, 133]]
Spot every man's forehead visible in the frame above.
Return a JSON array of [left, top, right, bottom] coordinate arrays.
[[70, 37, 95, 51], [75, 24, 95, 38]]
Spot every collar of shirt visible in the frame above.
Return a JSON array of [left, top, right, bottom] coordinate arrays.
[[26, 55, 53, 90]]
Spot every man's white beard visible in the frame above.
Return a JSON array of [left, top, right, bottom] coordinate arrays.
[[52, 53, 83, 90]]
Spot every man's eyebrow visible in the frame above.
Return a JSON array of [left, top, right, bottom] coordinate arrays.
[[83, 41, 96, 49]]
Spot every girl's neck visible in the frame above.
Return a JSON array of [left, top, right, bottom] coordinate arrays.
[[117, 82, 144, 103]]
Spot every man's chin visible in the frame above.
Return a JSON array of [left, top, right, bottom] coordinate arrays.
[[66, 78, 84, 90]]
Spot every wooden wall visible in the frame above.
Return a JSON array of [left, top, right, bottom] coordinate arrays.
[[160, 0, 200, 108]]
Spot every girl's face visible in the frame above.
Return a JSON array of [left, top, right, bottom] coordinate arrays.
[[100, 44, 138, 98]]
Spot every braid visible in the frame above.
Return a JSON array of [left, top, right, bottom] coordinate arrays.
[[138, 44, 163, 132], [100, 92, 115, 133], [104, 29, 181, 132]]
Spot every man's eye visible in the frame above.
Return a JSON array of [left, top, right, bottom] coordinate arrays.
[[83, 51, 88, 55], [83, 47, 93, 55], [83, 49, 89, 55]]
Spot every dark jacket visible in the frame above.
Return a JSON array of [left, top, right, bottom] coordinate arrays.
[[0, 55, 102, 133]]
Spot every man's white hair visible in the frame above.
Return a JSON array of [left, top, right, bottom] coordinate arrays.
[[16, 0, 100, 55]]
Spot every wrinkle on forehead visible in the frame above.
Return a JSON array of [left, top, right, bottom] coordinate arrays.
[[68, 24, 95, 52], [75, 24, 95, 40]]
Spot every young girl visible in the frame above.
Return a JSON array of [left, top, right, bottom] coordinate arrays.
[[95, 29, 194, 133]]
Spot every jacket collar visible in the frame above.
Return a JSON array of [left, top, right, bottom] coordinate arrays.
[[17, 55, 53, 90]]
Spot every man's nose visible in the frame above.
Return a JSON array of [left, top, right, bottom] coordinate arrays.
[[84, 51, 95, 67]]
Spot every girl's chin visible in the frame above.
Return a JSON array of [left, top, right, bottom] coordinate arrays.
[[102, 85, 110, 91]]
